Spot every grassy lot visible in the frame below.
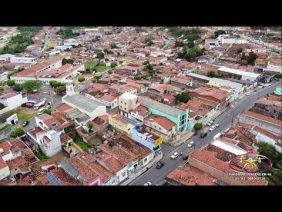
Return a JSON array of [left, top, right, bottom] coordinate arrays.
[[73, 135, 92, 152], [4, 107, 36, 124]]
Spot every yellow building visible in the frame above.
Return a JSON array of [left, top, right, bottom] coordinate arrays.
[[109, 114, 134, 135]]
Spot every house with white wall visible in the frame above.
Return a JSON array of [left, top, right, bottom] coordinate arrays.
[[63, 84, 107, 121], [0, 92, 28, 111], [0, 157, 10, 180]]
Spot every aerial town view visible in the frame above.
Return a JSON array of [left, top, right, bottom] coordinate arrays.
[[0, 26, 281, 186]]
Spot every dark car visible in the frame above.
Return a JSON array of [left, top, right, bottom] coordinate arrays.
[[22, 121, 30, 127], [200, 132, 208, 138], [21, 102, 34, 108], [182, 154, 189, 160], [156, 161, 165, 169]]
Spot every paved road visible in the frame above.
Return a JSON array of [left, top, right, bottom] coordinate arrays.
[[130, 81, 280, 185], [23, 85, 63, 131], [28, 85, 62, 109]]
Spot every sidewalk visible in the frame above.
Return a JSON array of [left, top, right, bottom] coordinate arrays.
[[120, 151, 163, 185], [169, 131, 194, 147]]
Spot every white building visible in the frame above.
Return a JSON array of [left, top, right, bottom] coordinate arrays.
[[0, 157, 10, 180], [211, 139, 247, 156], [266, 60, 282, 73], [208, 78, 244, 101], [118, 92, 140, 115], [85, 93, 118, 110], [0, 92, 28, 110], [63, 84, 107, 120], [218, 34, 248, 44], [28, 129, 62, 157], [0, 54, 37, 65], [217, 66, 260, 82]]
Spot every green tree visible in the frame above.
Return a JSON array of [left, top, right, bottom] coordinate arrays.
[[58, 27, 79, 39], [43, 108, 52, 115], [7, 79, 15, 87], [110, 62, 118, 69], [246, 51, 258, 65], [0, 27, 41, 54], [13, 84, 23, 92], [62, 58, 74, 65], [78, 76, 85, 82], [96, 51, 104, 59], [144, 37, 154, 46], [10, 128, 25, 138], [274, 73, 282, 79], [0, 103, 5, 110], [0, 86, 4, 93], [194, 123, 203, 131], [207, 71, 216, 78], [236, 48, 243, 54], [144, 63, 153, 71], [92, 35, 101, 42], [214, 30, 226, 38], [187, 41, 195, 48], [175, 92, 191, 104], [84, 60, 96, 72], [55, 85, 66, 95], [49, 80, 59, 88], [257, 142, 282, 185], [110, 43, 117, 49], [175, 40, 184, 47], [21, 80, 41, 92]]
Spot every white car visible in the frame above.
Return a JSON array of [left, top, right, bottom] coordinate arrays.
[[230, 105, 234, 108], [215, 123, 219, 128], [144, 182, 152, 186], [171, 152, 179, 159], [246, 93, 250, 96], [209, 126, 216, 131], [187, 141, 195, 148]]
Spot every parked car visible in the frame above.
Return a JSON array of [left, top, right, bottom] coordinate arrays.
[[200, 132, 208, 138], [156, 161, 165, 169], [230, 104, 234, 108], [215, 123, 219, 128], [144, 182, 152, 186], [22, 121, 30, 127], [187, 141, 195, 148], [21, 102, 34, 108], [182, 154, 189, 160], [170, 152, 179, 159], [209, 125, 216, 131]]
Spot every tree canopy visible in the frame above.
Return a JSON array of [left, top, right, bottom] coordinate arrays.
[[10, 128, 25, 138], [21, 80, 41, 92], [175, 92, 191, 104], [194, 123, 203, 131], [0, 27, 41, 54]]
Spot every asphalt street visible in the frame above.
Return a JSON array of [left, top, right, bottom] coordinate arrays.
[[129, 81, 281, 185]]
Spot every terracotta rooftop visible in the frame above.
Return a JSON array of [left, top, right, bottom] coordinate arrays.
[[242, 110, 282, 128], [0, 157, 8, 169], [131, 105, 149, 117], [191, 86, 229, 102], [56, 103, 73, 115], [0, 92, 18, 99], [167, 165, 215, 186], [145, 115, 176, 131]]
